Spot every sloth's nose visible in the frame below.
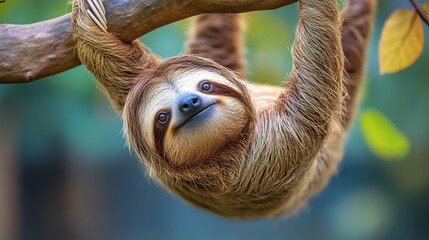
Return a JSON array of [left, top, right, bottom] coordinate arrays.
[[178, 94, 202, 114]]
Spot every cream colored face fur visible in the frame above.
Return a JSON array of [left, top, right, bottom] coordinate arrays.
[[138, 69, 248, 165]]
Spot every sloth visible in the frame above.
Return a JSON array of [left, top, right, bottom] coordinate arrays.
[[72, 0, 376, 218]]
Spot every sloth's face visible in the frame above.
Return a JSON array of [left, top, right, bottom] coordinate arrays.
[[139, 69, 249, 165]]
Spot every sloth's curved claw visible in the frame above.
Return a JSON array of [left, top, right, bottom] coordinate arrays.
[[92, 0, 107, 24], [87, 0, 107, 33], [97, 0, 106, 15]]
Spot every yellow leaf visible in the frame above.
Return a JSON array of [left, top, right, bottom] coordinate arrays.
[[379, 9, 424, 74], [360, 109, 409, 160]]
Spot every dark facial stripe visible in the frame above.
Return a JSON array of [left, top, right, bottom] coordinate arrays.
[[153, 112, 171, 158], [207, 82, 246, 103]]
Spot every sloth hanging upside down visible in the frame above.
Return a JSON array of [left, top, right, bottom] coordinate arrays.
[[71, 0, 377, 218]]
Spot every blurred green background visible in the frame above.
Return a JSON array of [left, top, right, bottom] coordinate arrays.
[[1, 0, 429, 240]]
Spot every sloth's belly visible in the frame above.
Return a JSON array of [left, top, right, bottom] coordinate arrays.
[[246, 83, 282, 111]]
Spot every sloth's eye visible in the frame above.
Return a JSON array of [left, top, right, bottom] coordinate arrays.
[[157, 112, 169, 125], [200, 81, 213, 92]]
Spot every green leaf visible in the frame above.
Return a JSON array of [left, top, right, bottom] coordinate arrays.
[[360, 109, 410, 160]]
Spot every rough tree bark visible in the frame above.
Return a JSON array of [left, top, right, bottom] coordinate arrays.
[[0, 0, 297, 84]]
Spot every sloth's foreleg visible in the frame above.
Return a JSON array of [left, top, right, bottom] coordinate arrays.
[[86, 0, 107, 32]]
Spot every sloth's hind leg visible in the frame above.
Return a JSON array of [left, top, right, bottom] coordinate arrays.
[[186, 14, 245, 78]]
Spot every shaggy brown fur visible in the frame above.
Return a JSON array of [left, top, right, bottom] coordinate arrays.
[[72, 0, 377, 218], [187, 14, 244, 76], [72, 0, 159, 111]]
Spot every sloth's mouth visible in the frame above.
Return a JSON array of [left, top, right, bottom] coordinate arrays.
[[176, 103, 216, 129]]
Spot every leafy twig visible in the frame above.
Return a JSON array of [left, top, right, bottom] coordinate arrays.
[[410, 0, 429, 27]]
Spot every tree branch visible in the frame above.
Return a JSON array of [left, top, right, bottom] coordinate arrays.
[[410, 0, 429, 27], [0, 0, 297, 84]]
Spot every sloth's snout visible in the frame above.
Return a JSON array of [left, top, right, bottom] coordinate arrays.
[[174, 93, 217, 129], [179, 94, 202, 114]]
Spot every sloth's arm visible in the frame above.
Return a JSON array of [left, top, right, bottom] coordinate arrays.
[[246, 0, 343, 196], [186, 14, 244, 77], [307, 0, 377, 196], [72, 0, 159, 111]]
